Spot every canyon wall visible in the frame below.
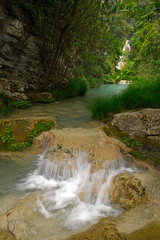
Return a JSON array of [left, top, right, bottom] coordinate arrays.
[[0, 1, 45, 100]]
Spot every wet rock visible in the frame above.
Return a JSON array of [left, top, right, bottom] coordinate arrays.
[[127, 221, 160, 240], [34, 127, 129, 164], [112, 108, 160, 140], [27, 92, 53, 101], [67, 218, 127, 240], [110, 173, 150, 209]]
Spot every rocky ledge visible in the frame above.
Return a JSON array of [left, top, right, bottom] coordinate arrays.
[[112, 108, 160, 141]]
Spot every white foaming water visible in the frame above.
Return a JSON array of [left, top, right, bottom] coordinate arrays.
[[17, 149, 135, 231]]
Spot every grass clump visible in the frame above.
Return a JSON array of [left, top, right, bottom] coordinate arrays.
[[90, 96, 122, 119], [90, 79, 160, 119], [12, 100, 31, 109]]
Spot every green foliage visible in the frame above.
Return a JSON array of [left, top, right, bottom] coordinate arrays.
[[120, 0, 160, 79], [0, 92, 12, 116], [0, 121, 53, 151], [90, 79, 160, 119], [123, 137, 142, 147], [0, 92, 10, 106], [52, 77, 89, 100], [90, 96, 123, 119], [11, 0, 57, 34], [87, 78, 102, 88], [133, 152, 146, 161], [28, 122, 53, 144], [157, 160, 160, 166], [67, 77, 89, 97], [12, 101, 31, 109], [51, 88, 68, 100]]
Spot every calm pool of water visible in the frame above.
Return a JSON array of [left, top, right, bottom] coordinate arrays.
[[10, 84, 128, 128]]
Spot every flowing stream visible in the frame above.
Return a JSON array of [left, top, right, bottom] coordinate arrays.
[[0, 84, 132, 239], [10, 84, 128, 128]]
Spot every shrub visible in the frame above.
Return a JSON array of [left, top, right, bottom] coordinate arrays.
[[0, 92, 12, 116], [67, 77, 89, 97], [51, 76, 89, 100], [0, 92, 10, 106], [51, 88, 68, 100], [12, 100, 31, 109]]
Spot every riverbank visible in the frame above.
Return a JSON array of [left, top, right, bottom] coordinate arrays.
[[0, 84, 160, 239]]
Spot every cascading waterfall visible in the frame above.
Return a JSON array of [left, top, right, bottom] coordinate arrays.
[[17, 147, 135, 231], [116, 40, 131, 70]]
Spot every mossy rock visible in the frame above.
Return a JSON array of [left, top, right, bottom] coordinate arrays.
[[0, 118, 55, 151]]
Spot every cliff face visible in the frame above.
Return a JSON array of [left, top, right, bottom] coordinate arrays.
[[0, 1, 44, 100]]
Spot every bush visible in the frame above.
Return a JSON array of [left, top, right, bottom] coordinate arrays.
[[51, 88, 68, 100], [67, 77, 89, 97], [90, 79, 160, 119], [0, 92, 12, 116], [12, 101, 31, 109], [0, 92, 10, 106], [51, 76, 89, 100]]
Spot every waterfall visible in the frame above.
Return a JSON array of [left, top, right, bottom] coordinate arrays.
[[17, 147, 135, 230], [116, 40, 131, 70]]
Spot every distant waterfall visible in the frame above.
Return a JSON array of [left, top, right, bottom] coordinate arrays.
[[116, 40, 131, 70]]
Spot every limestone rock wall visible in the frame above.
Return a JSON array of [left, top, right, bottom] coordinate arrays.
[[0, 2, 43, 100]]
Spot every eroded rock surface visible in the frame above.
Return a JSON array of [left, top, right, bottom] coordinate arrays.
[[112, 108, 160, 140], [0, 2, 45, 100], [110, 173, 149, 209], [33, 127, 130, 165]]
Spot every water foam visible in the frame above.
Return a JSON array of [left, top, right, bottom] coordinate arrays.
[[17, 149, 135, 230]]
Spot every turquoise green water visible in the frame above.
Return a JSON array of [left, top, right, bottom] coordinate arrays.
[[10, 84, 128, 128]]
